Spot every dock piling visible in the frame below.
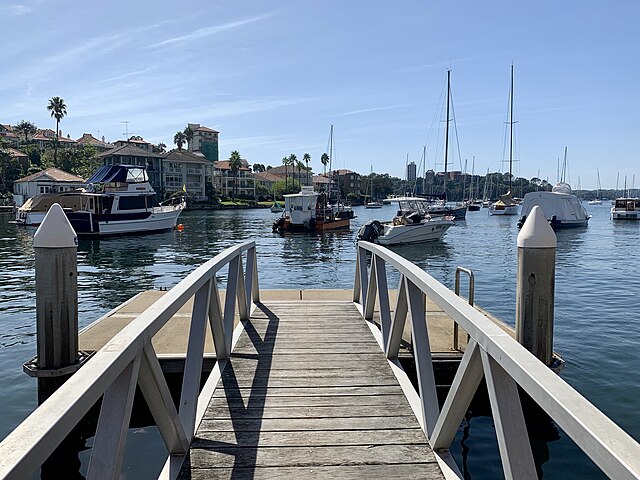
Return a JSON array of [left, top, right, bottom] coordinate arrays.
[[516, 205, 557, 366], [27, 203, 83, 403]]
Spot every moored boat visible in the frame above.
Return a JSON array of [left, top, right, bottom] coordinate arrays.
[[611, 198, 640, 220], [357, 196, 454, 245], [15, 164, 185, 235], [272, 186, 350, 233], [517, 182, 590, 229]]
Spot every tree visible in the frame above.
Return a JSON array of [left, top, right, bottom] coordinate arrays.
[[288, 154, 297, 190], [183, 126, 194, 151], [296, 160, 304, 188], [15, 120, 37, 145], [252, 163, 266, 173], [303, 153, 311, 185], [229, 150, 242, 198], [47, 96, 67, 164], [321, 153, 329, 176], [282, 156, 289, 191], [153, 143, 167, 154], [174, 131, 186, 150]]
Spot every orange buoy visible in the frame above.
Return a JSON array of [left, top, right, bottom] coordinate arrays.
[[176, 224, 184, 231]]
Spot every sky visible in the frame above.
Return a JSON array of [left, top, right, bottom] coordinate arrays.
[[1, 0, 638, 189]]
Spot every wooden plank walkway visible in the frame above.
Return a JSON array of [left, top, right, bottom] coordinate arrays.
[[179, 301, 445, 479]]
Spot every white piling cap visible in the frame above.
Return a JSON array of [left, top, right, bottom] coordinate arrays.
[[518, 205, 556, 248], [33, 203, 78, 248]]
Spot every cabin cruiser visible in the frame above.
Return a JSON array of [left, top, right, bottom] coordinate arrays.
[[488, 192, 519, 216], [273, 187, 350, 232], [517, 182, 590, 229], [357, 196, 454, 245], [15, 164, 186, 235], [611, 198, 640, 220]]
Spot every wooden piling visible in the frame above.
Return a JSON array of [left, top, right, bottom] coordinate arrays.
[[516, 205, 557, 366], [32, 203, 79, 403]]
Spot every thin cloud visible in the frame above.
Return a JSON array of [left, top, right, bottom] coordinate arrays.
[[146, 14, 272, 48], [0, 4, 32, 16], [335, 103, 414, 117]]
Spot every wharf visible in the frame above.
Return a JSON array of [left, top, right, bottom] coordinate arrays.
[[79, 289, 516, 375]]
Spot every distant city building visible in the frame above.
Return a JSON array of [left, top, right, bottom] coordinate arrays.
[[162, 150, 213, 202], [407, 161, 417, 182], [13, 167, 85, 206], [187, 124, 219, 162]]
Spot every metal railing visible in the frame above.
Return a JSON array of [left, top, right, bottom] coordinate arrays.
[[453, 267, 474, 350], [354, 242, 640, 480], [0, 241, 259, 480]]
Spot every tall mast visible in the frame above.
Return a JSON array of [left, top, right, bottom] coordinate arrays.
[[328, 124, 333, 199], [443, 69, 451, 200], [508, 64, 514, 193]]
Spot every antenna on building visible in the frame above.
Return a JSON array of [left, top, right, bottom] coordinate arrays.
[[121, 121, 132, 143]]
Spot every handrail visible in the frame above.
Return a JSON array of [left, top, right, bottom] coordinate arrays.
[[453, 267, 474, 350], [0, 241, 260, 480], [354, 242, 640, 480]]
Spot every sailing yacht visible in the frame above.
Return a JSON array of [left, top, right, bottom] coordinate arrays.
[[588, 169, 603, 205], [427, 70, 467, 219], [489, 65, 520, 216]]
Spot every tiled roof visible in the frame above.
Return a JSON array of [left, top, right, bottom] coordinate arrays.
[[99, 144, 163, 158], [76, 133, 111, 148], [163, 149, 212, 164], [254, 171, 281, 182], [214, 159, 251, 171], [194, 126, 219, 133], [6, 148, 27, 157], [313, 174, 331, 184], [15, 168, 85, 183]]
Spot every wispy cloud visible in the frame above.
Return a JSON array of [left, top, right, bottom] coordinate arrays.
[[0, 4, 32, 16], [394, 55, 486, 75], [146, 14, 272, 49], [335, 103, 414, 117]]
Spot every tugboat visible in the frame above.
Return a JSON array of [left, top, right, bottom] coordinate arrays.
[[15, 164, 186, 235], [272, 186, 350, 233]]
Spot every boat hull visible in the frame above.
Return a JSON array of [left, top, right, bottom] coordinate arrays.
[[488, 204, 519, 215], [67, 205, 184, 236], [376, 220, 453, 246], [428, 204, 467, 219]]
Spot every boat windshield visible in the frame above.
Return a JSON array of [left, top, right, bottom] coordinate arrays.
[[398, 200, 428, 215], [86, 165, 148, 184]]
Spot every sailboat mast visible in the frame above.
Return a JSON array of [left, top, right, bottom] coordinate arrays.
[[328, 124, 334, 200], [508, 64, 514, 193], [444, 69, 451, 200]]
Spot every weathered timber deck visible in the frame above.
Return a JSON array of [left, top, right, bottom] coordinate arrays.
[[179, 300, 446, 479]]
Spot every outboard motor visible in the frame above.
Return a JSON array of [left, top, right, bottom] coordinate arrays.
[[357, 220, 383, 243]]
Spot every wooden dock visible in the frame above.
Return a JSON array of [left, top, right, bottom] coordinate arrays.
[[179, 300, 445, 479]]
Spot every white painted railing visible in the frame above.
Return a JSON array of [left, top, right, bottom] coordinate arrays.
[[354, 242, 640, 480], [0, 241, 259, 480]]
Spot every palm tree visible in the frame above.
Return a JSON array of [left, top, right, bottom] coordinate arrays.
[[15, 120, 37, 145], [174, 131, 186, 150], [321, 153, 329, 176], [288, 154, 297, 192], [296, 160, 304, 188], [183, 126, 194, 151], [47, 97, 67, 164], [282, 156, 289, 192], [229, 150, 242, 198], [303, 153, 311, 186]]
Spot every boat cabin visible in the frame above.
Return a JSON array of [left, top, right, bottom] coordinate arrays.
[[283, 187, 319, 225]]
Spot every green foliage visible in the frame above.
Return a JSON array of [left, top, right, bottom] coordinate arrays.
[[252, 163, 266, 172], [15, 120, 37, 144], [273, 179, 300, 198], [173, 131, 186, 150], [228, 150, 242, 198], [47, 96, 67, 164]]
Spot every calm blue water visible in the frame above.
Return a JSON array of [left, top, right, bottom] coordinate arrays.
[[0, 203, 638, 478]]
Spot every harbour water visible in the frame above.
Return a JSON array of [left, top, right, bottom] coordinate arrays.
[[0, 203, 638, 478]]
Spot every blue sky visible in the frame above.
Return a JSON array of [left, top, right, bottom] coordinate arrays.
[[1, 0, 638, 189]]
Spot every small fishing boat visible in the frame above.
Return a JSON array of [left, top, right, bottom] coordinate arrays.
[[611, 198, 640, 220], [357, 196, 454, 245], [270, 201, 284, 213], [272, 186, 350, 232], [15, 164, 185, 235]]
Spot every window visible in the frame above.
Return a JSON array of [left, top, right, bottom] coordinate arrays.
[[119, 195, 146, 210]]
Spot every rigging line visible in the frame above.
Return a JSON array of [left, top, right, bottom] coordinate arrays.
[[424, 78, 447, 170], [449, 87, 464, 172]]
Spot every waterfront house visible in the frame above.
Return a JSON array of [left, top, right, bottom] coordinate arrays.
[[332, 169, 361, 197], [99, 144, 164, 194], [162, 150, 214, 202], [253, 171, 281, 193], [76, 133, 112, 152], [12, 167, 85, 207], [265, 164, 313, 188], [213, 159, 255, 198], [0, 124, 19, 146], [5, 148, 29, 171], [312, 174, 331, 191]]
